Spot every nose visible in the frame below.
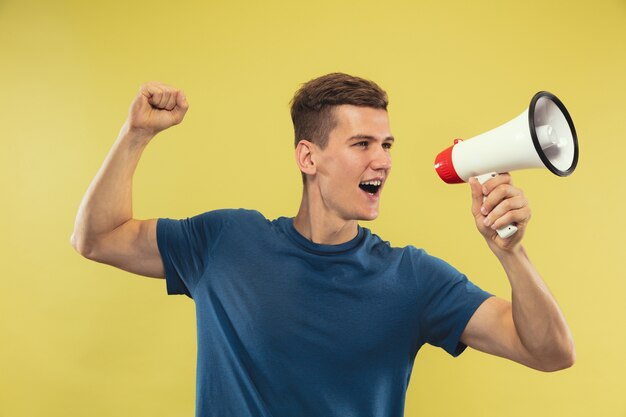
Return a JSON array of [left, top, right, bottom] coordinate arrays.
[[371, 146, 392, 171]]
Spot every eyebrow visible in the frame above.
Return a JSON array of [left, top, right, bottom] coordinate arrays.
[[347, 134, 395, 143]]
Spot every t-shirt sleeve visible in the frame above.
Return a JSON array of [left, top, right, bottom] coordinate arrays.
[[156, 210, 230, 298], [413, 248, 493, 357]]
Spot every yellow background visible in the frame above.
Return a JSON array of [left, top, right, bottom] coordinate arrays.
[[1, 0, 624, 415]]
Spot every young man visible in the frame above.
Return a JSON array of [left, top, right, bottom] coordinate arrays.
[[72, 73, 575, 417]]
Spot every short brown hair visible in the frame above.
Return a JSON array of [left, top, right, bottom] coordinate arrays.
[[290, 73, 388, 149]]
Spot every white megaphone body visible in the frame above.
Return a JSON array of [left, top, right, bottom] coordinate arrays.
[[434, 91, 579, 238]]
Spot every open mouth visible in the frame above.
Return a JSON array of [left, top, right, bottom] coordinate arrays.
[[359, 180, 382, 195]]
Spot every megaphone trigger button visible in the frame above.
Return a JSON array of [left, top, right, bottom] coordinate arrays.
[[453, 138, 463, 144]]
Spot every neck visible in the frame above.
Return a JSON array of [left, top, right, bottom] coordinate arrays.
[[293, 187, 358, 245]]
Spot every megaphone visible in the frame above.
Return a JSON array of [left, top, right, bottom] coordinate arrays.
[[434, 91, 579, 238]]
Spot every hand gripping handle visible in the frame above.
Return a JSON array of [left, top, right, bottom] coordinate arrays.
[[475, 172, 518, 239]]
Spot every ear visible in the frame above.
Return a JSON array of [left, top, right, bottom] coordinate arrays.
[[295, 139, 317, 176]]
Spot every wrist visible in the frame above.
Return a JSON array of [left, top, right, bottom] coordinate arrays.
[[119, 122, 155, 148], [491, 243, 528, 265]]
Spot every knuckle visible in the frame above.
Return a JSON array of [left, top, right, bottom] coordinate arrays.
[[504, 184, 516, 195], [497, 213, 513, 227], [497, 200, 511, 213]]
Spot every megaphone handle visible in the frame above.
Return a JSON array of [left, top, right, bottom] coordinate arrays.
[[475, 172, 519, 239]]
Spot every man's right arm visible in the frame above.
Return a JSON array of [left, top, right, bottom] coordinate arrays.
[[71, 82, 189, 278]]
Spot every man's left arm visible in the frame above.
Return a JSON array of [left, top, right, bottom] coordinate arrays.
[[460, 174, 575, 372]]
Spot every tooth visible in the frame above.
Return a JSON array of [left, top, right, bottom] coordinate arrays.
[[361, 180, 382, 186]]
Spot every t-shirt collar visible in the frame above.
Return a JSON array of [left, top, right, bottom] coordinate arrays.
[[279, 217, 365, 254]]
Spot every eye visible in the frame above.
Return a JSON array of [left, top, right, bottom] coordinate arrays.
[[354, 141, 369, 148], [383, 142, 393, 150]]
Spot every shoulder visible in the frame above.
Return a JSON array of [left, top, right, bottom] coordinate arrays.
[[205, 208, 268, 224], [404, 247, 456, 273], [157, 208, 270, 241], [165, 208, 267, 225]]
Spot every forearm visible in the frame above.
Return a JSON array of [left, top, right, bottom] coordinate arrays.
[[72, 123, 153, 252], [496, 245, 575, 370]]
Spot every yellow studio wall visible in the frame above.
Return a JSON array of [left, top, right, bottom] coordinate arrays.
[[0, 0, 624, 415]]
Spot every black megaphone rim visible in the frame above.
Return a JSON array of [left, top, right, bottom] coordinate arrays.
[[528, 91, 579, 177]]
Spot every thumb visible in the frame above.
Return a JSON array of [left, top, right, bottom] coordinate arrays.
[[175, 90, 188, 110], [468, 177, 484, 217], [170, 90, 190, 124]]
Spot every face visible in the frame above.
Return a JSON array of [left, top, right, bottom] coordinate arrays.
[[310, 105, 393, 222]]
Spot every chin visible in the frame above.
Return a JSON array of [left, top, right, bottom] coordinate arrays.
[[358, 211, 379, 221]]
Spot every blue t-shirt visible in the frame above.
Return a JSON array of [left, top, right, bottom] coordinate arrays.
[[157, 209, 491, 417]]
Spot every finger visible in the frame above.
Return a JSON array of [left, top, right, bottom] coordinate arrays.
[[140, 82, 158, 99], [145, 86, 163, 108], [482, 183, 523, 215], [156, 90, 172, 109], [481, 172, 512, 195], [164, 89, 178, 111], [491, 206, 531, 231], [483, 195, 529, 228]]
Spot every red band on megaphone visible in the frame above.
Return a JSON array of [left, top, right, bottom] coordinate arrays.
[[434, 142, 464, 184]]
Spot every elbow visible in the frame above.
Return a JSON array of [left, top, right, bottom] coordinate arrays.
[[557, 344, 577, 371], [537, 342, 576, 372], [563, 348, 577, 370], [70, 231, 98, 260]]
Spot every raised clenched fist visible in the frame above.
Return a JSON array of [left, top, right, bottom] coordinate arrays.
[[126, 82, 189, 137]]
